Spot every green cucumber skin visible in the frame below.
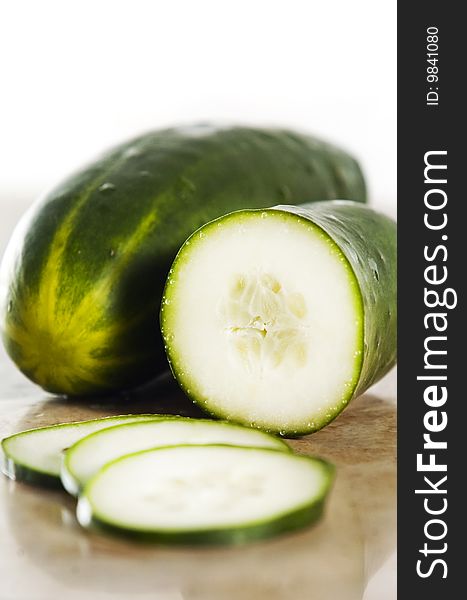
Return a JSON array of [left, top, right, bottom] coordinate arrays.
[[1, 414, 163, 487], [1, 457, 63, 489], [83, 496, 327, 546], [281, 201, 397, 396], [61, 417, 290, 496], [79, 448, 334, 545], [162, 201, 396, 436], [0, 125, 366, 397]]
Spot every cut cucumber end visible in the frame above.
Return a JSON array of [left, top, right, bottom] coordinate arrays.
[[1, 414, 165, 487], [62, 417, 289, 496], [161, 208, 364, 435], [77, 444, 334, 545]]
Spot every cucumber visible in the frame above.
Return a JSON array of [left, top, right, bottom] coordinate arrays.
[[161, 201, 396, 436], [1, 414, 163, 487], [0, 125, 366, 397], [62, 417, 289, 496], [77, 444, 334, 544]]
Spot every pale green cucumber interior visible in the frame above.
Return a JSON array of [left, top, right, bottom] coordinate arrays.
[[78, 445, 331, 532], [1, 415, 158, 478], [63, 418, 288, 494], [162, 209, 363, 434]]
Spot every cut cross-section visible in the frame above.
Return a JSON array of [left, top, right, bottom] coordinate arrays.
[[77, 444, 334, 544], [1, 414, 162, 487], [62, 417, 288, 496], [161, 201, 397, 435]]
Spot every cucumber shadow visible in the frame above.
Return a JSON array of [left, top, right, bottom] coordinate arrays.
[[12, 372, 206, 432]]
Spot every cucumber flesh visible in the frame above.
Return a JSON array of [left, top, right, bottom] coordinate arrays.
[[62, 417, 289, 496], [77, 444, 334, 544], [1, 414, 163, 487], [161, 201, 396, 435]]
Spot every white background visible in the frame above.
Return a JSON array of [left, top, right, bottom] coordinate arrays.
[[0, 2, 396, 597], [0, 0, 396, 218]]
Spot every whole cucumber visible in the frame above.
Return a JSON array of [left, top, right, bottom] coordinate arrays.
[[0, 125, 366, 396]]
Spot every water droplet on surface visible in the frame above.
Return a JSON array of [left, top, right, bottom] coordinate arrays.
[[368, 258, 379, 281], [99, 182, 116, 193], [199, 231, 205, 238], [7, 301, 12, 313], [109, 248, 115, 258], [164, 299, 171, 305], [260, 212, 268, 219], [124, 147, 141, 158]]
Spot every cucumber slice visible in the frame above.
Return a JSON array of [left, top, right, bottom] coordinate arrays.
[[77, 444, 334, 544], [1, 414, 163, 487], [62, 417, 289, 496], [161, 201, 396, 435]]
